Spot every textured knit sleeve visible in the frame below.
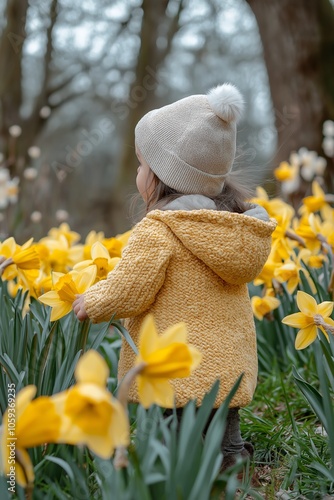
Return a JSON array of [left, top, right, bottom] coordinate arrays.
[[83, 218, 173, 323]]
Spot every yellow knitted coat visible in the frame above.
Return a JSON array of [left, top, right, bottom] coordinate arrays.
[[84, 209, 277, 408]]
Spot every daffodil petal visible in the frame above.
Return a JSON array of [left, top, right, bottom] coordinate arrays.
[[188, 345, 202, 370], [265, 296, 281, 308], [144, 344, 193, 378], [73, 260, 94, 270], [324, 317, 334, 327], [38, 291, 61, 307], [50, 302, 72, 321], [16, 386, 37, 419], [137, 375, 174, 408], [17, 397, 61, 448], [282, 312, 313, 329], [156, 322, 188, 349], [75, 350, 109, 386], [317, 301, 334, 318], [51, 391, 67, 414], [15, 448, 34, 488], [296, 291, 317, 316], [312, 181, 325, 198], [85, 434, 115, 459], [108, 401, 130, 448], [287, 276, 299, 294], [2, 237, 16, 254], [295, 324, 317, 350], [74, 265, 97, 293], [138, 315, 158, 358], [91, 241, 110, 260], [51, 272, 66, 286]]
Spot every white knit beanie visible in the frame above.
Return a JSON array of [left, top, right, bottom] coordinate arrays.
[[135, 83, 244, 197]]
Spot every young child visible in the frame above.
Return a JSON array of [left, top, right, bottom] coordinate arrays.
[[73, 84, 277, 469]]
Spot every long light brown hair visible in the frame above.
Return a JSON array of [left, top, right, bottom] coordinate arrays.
[[143, 171, 254, 214]]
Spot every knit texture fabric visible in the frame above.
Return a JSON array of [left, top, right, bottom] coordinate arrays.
[[135, 84, 244, 197], [84, 210, 277, 408]]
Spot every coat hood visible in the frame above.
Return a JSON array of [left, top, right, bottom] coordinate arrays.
[[147, 208, 277, 285]]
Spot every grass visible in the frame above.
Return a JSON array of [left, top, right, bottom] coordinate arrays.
[[240, 369, 333, 498]]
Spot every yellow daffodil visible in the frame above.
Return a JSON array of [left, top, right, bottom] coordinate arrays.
[[249, 187, 295, 219], [0, 237, 40, 286], [308, 213, 334, 252], [274, 161, 298, 182], [115, 229, 132, 248], [271, 207, 298, 260], [48, 222, 81, 245], [101, 237, 123, 259], [282, 291, 334, 349], [0, 386, 61, 488], [38, 265, 97, 321], [39, 235, 83, 272], [83, 230, 105, 259], [322, 204, 334, 225], [251, 290, 281, 320], [135, 315, 202, 408], [294, 214, 322, 253], [253, 247, 281, 288], [52, 351, 129, 458], [274, 249, 316, 295], [34, 242, 51, 274], [300, 181, 334, 216], [74, 241, 120, 281], [101, 230, 132, 259], [307, 254, 327, 268], [31, 271, 53, 298]]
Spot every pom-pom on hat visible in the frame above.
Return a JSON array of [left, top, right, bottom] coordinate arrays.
[[135, 83, 244, 197]]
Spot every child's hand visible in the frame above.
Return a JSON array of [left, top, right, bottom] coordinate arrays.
[[73, 294, 89, 321]]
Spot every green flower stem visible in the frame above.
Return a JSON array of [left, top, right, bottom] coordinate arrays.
[[285, 230, 306, 247], [328, 269, 334, 298], [116, 362, 146, 411], [79, 318, 91, 353], [0, 257, 13, 276], [114, 362, 146, 470]]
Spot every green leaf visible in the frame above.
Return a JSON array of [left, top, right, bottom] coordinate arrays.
[[292, 366, 328, 431], [188, 375, 243, 500], [309, 461, 334, 482], [113, 321, 138, 355], [44, 455, 76, 482]]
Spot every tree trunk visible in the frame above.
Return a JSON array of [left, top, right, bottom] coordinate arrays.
[[110, 0, 184, 233], [17, 0, 59, 167], [0, 0, 28, 170], [246, 0, 334, 191]]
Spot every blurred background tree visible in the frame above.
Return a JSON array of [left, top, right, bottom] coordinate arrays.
[[0, 0, 333, 240]]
